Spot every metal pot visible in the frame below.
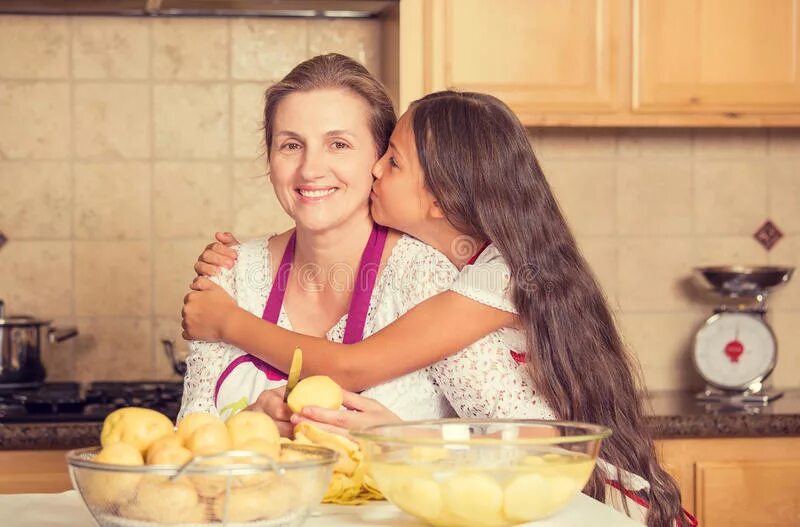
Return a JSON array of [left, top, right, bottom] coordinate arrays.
[[0, 299, 78, 384]]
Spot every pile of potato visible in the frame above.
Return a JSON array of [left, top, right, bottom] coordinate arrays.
[[80, 375, 382, 524]]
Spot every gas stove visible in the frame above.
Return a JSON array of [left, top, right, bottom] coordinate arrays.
[[0, 381, 183, 423]]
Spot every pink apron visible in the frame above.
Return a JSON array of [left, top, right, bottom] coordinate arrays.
[[213, 225, 388, 419]]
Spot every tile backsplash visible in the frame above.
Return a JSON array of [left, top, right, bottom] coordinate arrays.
[[1, 15, 798, 392]]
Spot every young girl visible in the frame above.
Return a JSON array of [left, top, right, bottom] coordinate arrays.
[[184, 92, 691, 526]]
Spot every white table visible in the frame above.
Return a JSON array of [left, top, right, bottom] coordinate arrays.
[[0, 490, 641, 526]]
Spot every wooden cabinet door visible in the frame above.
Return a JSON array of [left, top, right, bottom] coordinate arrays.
[[401, 0, 627, 121], [634, 0, 800, 113], [0, 450, 72, 494], [696, 460, 800, 527]]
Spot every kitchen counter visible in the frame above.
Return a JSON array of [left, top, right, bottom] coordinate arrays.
[[2, 390, 800, 450]]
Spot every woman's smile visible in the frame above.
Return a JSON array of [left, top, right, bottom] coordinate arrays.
[[296, 185, 339, 203]]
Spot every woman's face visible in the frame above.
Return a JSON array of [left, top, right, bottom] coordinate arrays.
[[269, 88, 377, 233], [370, 111, 438, 236]]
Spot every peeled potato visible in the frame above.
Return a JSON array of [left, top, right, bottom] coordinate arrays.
[[504, 473, 579, 521], [390, 476, 442, 522], [186, 421, 231, 456], [100, 407, 175, 454], [83, 442, 145, 506], [441, 473, 505, 526], [286, 376, 343, 413], [176, 412, 221, 442]]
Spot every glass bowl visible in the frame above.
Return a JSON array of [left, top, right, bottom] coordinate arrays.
[[352, 419, 611, 527], [66, 443, 337, 526]]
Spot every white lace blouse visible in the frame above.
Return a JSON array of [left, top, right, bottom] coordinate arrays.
[[179, 233, 554, 423]]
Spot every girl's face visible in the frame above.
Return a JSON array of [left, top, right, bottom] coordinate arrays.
[[370, 112, 438, 237], [269, 88, 377, 233]]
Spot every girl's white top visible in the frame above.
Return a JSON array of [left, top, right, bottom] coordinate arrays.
[[179, 234, 554, 423]]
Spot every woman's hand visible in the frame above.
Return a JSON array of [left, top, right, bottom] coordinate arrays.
[[290, 390, 401, 436], [194, 232, 240, 277], [182, 277, 239, 342], [246, 387, 294, 438]]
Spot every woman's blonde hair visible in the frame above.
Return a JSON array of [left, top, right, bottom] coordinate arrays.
[[263, 53, 396, 158]]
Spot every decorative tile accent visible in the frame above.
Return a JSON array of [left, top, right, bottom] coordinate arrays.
[[753, 220, 783, 251]]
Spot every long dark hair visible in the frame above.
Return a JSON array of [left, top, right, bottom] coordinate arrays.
[[410, 91, 685, 527]]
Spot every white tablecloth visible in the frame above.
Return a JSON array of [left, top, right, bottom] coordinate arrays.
[[0, 490, 641, 526]]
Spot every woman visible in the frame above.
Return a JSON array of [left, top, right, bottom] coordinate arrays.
[[178, 55, 545, 436], [184, 91, 692, 526]]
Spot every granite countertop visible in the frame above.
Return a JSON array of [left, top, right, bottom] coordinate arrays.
[[2, 390, 800, 450]]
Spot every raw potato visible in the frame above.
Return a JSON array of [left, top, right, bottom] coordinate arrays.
[[176, 412, 221, 442], [100, 407, 175, 454], [126, 476, 205, 524], [186, 421, 231, 456], [442, 472, 506, 526], [83, 442, 144, 505], [145, 434, 184, 464], [226, 410, 280, 448], [146, 444, 193, 466], [212, 482, 298, 522], [286, 376, 343, 413], [504, 473, 580, 521]]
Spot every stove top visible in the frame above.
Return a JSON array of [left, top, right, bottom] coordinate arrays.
[[0, 381, 183, 423]]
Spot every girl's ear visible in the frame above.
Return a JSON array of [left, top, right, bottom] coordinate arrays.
[[428, 199, 446, 220]]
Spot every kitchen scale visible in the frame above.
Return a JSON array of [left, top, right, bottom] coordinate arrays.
[[692, 266, 794, 405]]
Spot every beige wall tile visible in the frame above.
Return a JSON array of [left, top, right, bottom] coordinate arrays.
[[308, 19, 382, 77], [0, 161, 71, 239], [769, 311, 800, 389], [768, 129, 800, 156], [233, 83, 268, 159], [694, 160, 768, 235], [543, 160, 616, 235], [233, 161, 293, 238], [617, 129, 692, 157], [768, 159, 800, 235], [153, 18, 228, 80], [576, 237, 618, 309], [153, 317, 187, 381], [74, 83, 151, 159], [532, 128, 617, 161], [0, 16, 68, 78], [153, 239, 206, 318], [74, 241, 151, 316], [768, 236, 799, 310], [694, 129, 768, 158], [618, 238, 695, 311], [154, 84, 230, 159], [231, 19, 307, 81], [74, 162, 150, 239], [0, 82, 69, 158], [0, 241, 72, 317], [618, 160, 692, 235], [72, 17, 149, 79], [72, 317, 153, 381], [154, 162, 232, 238], [693, 236, 769, 267], [617, 312, 704, 391]]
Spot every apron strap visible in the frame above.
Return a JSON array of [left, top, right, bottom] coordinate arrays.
[[261, 231, 296, 323], [343, 224, 388, 344]]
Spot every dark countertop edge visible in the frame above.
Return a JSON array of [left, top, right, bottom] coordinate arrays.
[[2, 416, 800, 451]]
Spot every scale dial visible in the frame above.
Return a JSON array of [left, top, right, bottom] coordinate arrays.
[[693, 312, 777, 391]]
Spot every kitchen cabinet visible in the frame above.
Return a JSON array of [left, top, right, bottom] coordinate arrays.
[[0, 450, 72, 494], [392, 0, 800, 126], [657, 437, 800, 527]]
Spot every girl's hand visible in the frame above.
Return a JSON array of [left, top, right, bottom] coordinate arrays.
[[247, 387, 294, 438], [194, 232, 240, 277], [289, 390, 401, 436], [182, 277, 238, 342]]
